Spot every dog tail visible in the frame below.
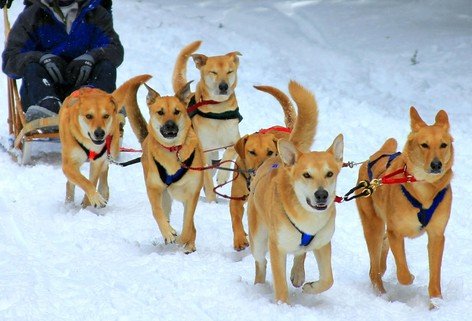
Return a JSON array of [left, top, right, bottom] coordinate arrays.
[[287, 80, 319, 152], [118, 74, 152, 144], [172, 40, 202, 94], [253, 85, 296, 129]]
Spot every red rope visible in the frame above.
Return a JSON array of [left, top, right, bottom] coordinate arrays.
[[380, 166, 417, 185]]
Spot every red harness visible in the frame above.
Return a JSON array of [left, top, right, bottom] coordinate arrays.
[[186, 99, 220, 115], [258, 126, 292, 134]]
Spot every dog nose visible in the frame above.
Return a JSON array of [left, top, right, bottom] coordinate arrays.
[[219, 82, 228, 92], [430, 158, 442, 173], [160, 120, 179, 138], [314, 189, 329, 203], [94, 128, 105, 140]]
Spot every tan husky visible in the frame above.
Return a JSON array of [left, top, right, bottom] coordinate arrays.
[[356, 107, 453, 308], [60, 85, 129, 208], [247, 81, 344, 303], [173, 40, 242, 202], [121, 74, 207, 253], [230, 85, 295, 251]]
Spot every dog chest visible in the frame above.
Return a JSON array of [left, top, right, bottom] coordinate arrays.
[[193, 118, 240, 149]]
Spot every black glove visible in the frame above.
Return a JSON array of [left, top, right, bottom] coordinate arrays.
[[0, 0, 14, 9], [66, 54, 95, 87], [39, 54, 67, 84]]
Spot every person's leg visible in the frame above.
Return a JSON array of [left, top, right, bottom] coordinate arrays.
[[85, 60, 117, 93], [20, 63, 62, 121]]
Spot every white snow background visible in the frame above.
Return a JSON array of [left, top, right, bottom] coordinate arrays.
[[1, 0, 471, 320]]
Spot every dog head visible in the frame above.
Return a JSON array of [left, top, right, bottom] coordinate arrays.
[[234, 132, 278, 172], [191, 51, 241, 101], [65, 88, 117, 145], [278, 134, 344, 213], [144, 81, 193, 145], [403, 107, 453, 182]]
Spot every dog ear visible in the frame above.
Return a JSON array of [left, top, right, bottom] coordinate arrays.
[[144, 83, 160, 105], [434, 110, 450, 131], [226, 51, 242, 64], [327, 134, 344, 163], [191, 54, 208, 69], [109, 96, 118, 113], [410, 106, 427, 132], [64, 96, 79, 108], [234, 135, 249, 159], [175, 80, 193, 104], [278, 139, 298, 166]]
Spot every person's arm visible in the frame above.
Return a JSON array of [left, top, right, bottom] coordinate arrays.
[[86, 7, 123, 67], [2, 10, 43, 78]]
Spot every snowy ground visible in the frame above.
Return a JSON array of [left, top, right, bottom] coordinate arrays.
[[1, 0, 471, 320]]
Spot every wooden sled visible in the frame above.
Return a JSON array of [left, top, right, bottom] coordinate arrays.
[[4, 7, 60, 164]]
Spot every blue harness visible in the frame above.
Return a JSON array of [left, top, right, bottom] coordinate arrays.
[[400, 185, 449, 229], [283, 211, 316, 246], [154, 150, 195, 186], [367, 151, 448, 229]]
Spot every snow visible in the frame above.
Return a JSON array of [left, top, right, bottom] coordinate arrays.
[[1, 0, 471, 320]]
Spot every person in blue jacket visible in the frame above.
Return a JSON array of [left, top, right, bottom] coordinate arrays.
[[2, 0, 122, 122], [0, 0, 112, 13]]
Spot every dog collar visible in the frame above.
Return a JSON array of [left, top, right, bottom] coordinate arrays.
[[157, 141, 182, 153], [258, 126, 292, 134], [400, 185, 449, 229], [154, 150, 196, 186], [187, 95, 243, 123], [76, 135, 112, 161]]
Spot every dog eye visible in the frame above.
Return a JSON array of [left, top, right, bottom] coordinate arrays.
[[174, 109, 181, 115], [303, 172, 311, 179], [267, 150, 274, 156], [326, 171, 333, 178], [440, 143, 448, 148], [420, 143, 429, 149], [157, 110, 164, 116], [227, 70, 233, 75], [210, 71, 218, 75], [103, 114, 110, 119], [249, 150, 256, 156], [85, 114, 93, 120]]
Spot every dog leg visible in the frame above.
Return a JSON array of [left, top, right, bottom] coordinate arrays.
[[303, 242, 334, 294], [162, 190, 172, 221], [248, 202, 268, 284], [290, 253, 306, 288], [81, 160, 105, 208], [97, 162, 110, 202], [178, 192, 199, 254], [269, 239, 288, 303], [427, 231, 445, 302], [380, 233, 390, 277], [357, 200, 387, 294], [229, 194, 249, 251], [63, 162, 107, 208], [65, 181, 75, 203], [202, 168, 217, 203], [388, 230, 415, 285], [147, 186, 177, 244], [216, 146, 237, 185]]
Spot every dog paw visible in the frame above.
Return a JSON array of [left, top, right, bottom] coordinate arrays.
[[183, 242, 196, 254], [163, 228, 178, 245], [83, 192, 107, 208], [233, 237, 249, 251], [204, 189, 217, 203], [429, 297, 444, 310], [398, 272, 415, 285], [302, 280, 333, 294], [290, 266, 305, 288]]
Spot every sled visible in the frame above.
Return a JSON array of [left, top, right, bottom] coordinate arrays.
[[3, 7, 60, 164]]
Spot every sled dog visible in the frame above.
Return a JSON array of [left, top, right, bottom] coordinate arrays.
[[173, 40, 242, 202], [230, 85, 296, 251], [355, 107, 453, 308], [247, 81, 344, 303], [60, 84, 129, 208], [121, 74, 207, 253]]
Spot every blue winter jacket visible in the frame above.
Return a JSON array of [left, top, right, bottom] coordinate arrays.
[[2, 0, 123, 79]]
